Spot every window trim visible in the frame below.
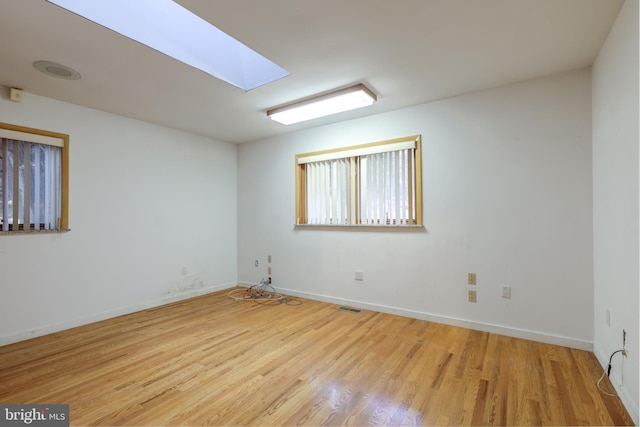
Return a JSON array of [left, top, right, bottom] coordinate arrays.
[[0, 122, 69, 233], [295, 135, 422, 227]]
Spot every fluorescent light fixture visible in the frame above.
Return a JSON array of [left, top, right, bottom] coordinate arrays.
[[267, 84, 377, 125], [46, 0, 289, 91]]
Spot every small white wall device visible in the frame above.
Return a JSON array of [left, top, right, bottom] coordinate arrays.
[[10, 88, 23, 103]]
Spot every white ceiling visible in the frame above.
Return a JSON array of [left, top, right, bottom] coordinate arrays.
[[0, 0, 623, 143]]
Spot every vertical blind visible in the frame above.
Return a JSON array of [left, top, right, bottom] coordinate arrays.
[[306, 157, 356, 224], [300, 138, 418, 226], [1, 138, 62, 232], [360, 149, 414, 225]]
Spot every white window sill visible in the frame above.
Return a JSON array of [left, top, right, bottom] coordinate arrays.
[[0, 229, 71, 235]]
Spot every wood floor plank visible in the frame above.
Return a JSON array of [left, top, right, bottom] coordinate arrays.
[[0, 289, 634, 426]]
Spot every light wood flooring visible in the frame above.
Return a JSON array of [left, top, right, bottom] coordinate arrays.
[[0, 289, 633, 426]]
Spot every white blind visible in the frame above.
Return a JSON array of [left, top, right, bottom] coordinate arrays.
[[306, 158, 353, 225], [1, 139, 62, 231], [360, 149, 415, 225]]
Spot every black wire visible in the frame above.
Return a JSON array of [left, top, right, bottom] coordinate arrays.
[[607, 349, 624, 377]]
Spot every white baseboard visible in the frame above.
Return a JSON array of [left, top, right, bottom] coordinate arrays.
[[0, 281, 237, 346], [265, 285, 594, 352], [594, 343, 639, 425]]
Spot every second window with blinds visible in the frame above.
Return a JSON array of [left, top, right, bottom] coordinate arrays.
[[295, 135, 422, 226]]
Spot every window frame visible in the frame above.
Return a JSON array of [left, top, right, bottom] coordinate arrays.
[[0, 122, 69, 233], [295, 135, 422, 227]]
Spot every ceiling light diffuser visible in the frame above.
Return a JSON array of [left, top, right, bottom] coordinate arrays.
[[267, 84, 377, 125], [46, 0, 289, 91]]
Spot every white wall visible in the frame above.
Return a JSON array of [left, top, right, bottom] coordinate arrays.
[[592, 0, 639, 423], [238, 68, 594, 349], [0, 90, 238, 344]]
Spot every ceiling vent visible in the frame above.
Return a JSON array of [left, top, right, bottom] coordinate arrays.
[[33, 61, 83, 80]]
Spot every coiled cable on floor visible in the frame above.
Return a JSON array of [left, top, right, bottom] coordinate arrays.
[[227, 280, 302, 306]]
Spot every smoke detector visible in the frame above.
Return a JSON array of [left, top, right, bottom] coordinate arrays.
[[33, 61, 83, 80]]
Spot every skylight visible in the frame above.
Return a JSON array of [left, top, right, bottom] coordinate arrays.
[[47, 0, 289, 91]]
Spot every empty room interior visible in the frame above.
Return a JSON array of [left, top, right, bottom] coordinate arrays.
[[0, 0, 638, 426]]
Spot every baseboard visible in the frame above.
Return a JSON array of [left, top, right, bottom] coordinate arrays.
[[265, 285, 594, 352], [0, 281, 237, 346], [594, 343, 639, 425]]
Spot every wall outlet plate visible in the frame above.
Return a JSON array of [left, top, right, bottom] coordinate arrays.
[[468, 290, 477, 302], [501, 285, 511, 299], [468, 273, 476, 285]]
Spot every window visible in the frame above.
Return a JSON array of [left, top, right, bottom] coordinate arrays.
[[296, 135, 422, 226], [0, 123, 69, 233]]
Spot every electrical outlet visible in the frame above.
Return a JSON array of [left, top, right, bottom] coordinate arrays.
[[268, 267, 272, 274], [254, 260, 259, 267], [355, 270, 364, 281], [268, 255, 272, 263], [468, 290, 477, 302], [468, 273, 476, 285]]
